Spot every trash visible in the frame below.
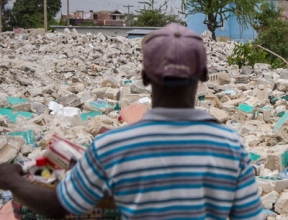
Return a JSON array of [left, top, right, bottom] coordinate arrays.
[[48, 101, 81, 117], [45, 134, 86, 170], [139, 97, 151, 104], [1, 191, 13, 205]]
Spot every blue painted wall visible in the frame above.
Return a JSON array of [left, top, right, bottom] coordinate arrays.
[[187, 3, 260, 42]]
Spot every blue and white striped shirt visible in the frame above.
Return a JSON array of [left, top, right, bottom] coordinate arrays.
[[57, 108, 263, 220]]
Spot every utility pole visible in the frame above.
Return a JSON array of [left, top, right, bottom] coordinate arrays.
[[0, 0, 2, 33], [67, 0, 70, 26], [44, 0, 48, 31], [124, 5, 134, 27]]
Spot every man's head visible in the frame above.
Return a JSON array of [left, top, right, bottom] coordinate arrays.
[[142, 23, 208, 87], [141, 23, 208, 108]]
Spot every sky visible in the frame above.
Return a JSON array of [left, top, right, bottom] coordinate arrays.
[[7, 0, 182, 15]]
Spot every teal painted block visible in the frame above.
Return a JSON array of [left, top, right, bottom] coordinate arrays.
[[282, 94, 288, 101], [7, 97, 27, 105], [89, 100, 112, 109], [198, 95, 206, 101], [278, 111, 285, 117], [270, 97, 279, 105], [8, 130, 35, 145], [274, 111, 288, 131], [114, 103, 121, 111], [250, 152, 261, 161], [237, 104, 254, 113], [124, 80, 132, 85], [259, 107, 270, 111], [282, 151, 288, 167], [225, 89, 235, 95], [80, 111, 101, 121], [0, 108, 33, 124]]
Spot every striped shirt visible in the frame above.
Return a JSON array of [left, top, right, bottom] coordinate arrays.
[[57, 108, 263, 220]]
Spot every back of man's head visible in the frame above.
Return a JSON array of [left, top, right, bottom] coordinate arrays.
[[141, 23, 208, 87]]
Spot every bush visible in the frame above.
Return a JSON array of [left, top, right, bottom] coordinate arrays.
[[228, 42, 268, 68]]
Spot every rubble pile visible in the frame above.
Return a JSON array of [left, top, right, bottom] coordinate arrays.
[[1, 28, 288, 219]]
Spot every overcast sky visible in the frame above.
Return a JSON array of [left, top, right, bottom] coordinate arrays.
[[7, 0, 182, 15]]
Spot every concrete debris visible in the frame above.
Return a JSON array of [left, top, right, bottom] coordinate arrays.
[[1, 29, 288, 218]]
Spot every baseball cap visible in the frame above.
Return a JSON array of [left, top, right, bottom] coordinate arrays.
[[142, 23, 208, 86]]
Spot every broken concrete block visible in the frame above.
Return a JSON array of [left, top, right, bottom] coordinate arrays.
[[217, 72, 231, 85], [205, 95, 222, 108], [275, 190, 288, 215], [101, 76, 119, 88], [265, 145, 288, 172], [274, 179, 288, 193], [120, 94, 141, 109], [120, 87, 131, 100], [21, 144, 33, 156], [11, 102, 31, 112], [254, 63, 271, 74], [57, 93, 82, 107], [240, 65, 253, 75], [257, 107, 271, 123], [234, 75, 250, 84], [0, 143, 21, 163], [277, 79, 288, 92], [91, 87, 108, 99], [261, 191, 279, 210], [31, 102, 47, 114], [209, 107, 229, 123], [256, 178, 275, 193], [87, 115, 115, 137], [198, 100, 212, 109], [255, 84, 268, 102], [130, 80, 150, 94], [105, 88, 120, 101]]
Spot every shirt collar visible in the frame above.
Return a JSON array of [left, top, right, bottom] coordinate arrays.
[[142, 107, 219, 122]]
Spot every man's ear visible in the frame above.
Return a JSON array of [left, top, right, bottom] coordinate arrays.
[[142, 70, 151, 86], [199, 68, 209, 82]]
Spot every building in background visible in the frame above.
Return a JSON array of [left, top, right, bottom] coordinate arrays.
[[61, 9, 126, 26], [187, 1, 288, 42]]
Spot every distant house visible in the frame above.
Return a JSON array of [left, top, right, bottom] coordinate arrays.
[[95, 10, 126, 26], [62, 9, 126, 27]]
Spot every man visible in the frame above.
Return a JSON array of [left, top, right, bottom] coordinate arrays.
[[0, 23, 263, 219]]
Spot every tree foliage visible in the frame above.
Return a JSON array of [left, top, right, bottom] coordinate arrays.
[[1, 0, 10, 10], [229, 1, 288, 69], [134, 0, 185, 27], [253, 1, 282, 33], [186, 0, 263, 41], [12, 0, 61, 29]]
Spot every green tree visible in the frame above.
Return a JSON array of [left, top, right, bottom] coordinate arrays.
[[2, 0, 10, 8], [134, 0, 185, 27], [229, 1, 288, 69], [253, 1, 281, 33], [12, 0, 61, 29], [186, 0, 263, 41]]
